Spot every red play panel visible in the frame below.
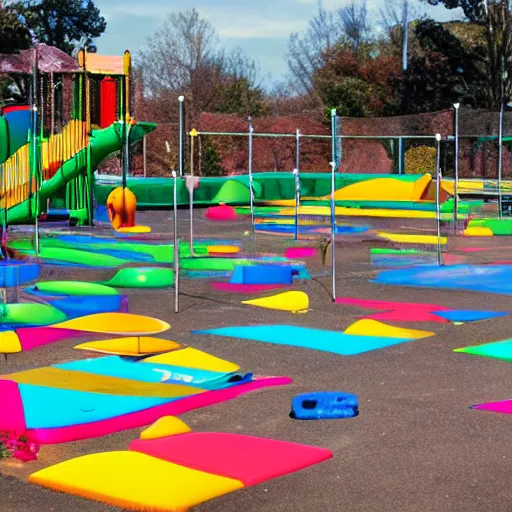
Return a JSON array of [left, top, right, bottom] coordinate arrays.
[[336, 297, 451, 323], [129, 432, 332, 486]]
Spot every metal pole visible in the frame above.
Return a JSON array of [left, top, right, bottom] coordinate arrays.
[[330, 108, 338, 302], [398, 137, 403, 174], [50, 71, 55, 136], [498, 102, 504, 218], [31, 47, 40, 256], [143, 135, 147, 177], [190, 134, 194, 176], [295, 129, 300, 172], [248, 117, 255, 238], [339, 117, 343, 164], [435, 134, 442, 266], [123, 123, 131, 186], [185, 175, 199, 256], [178, 96, 184, 177], [402, 0, 409, 72], [172, 171, 179, 313], [293, 168, 300, 240], [453, 103, 460, 225]]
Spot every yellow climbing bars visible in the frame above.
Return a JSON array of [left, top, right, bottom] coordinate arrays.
[[0, 144, 31, 210], [41, 120, 88, 180], [0, 120, 88, 211]]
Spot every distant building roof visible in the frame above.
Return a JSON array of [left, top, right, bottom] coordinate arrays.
[[78, 53, 124, 75], [0, 43, 80, 74]]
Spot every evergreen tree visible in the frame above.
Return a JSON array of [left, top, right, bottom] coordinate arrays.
[[0, 6, 31, 53], [202, 137, 224, 176], [11, 0, 106, 54]]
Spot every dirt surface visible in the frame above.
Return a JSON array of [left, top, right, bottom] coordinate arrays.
[[2, 209, 512, 512]]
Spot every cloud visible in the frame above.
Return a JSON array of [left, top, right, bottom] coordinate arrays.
[[199, 9, 307, 39]]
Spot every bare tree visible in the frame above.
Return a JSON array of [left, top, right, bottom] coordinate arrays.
[[223, 46, 265, 87], [338, 1, 371, 51], [137, 9, 222, 117], [380, 0, 425, 46], [285, 0, 343, 95], [137, 9, 263, 119]]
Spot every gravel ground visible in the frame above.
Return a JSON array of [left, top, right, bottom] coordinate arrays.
[[2, 209, 512, 512]]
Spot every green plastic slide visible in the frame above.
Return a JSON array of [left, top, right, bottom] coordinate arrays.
[[3, 121, 156, 225], [101, 267, 175, 288], [30, 280, 120, 296]]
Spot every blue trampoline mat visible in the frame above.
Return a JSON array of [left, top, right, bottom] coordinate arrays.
[[19, 384, 176, 429], [255, 224, 369, 235], [373, 264, 512, 295], [432, 310, 508, 322], [47, 295, 125, 318], [193, 325, 415, 355], [55, 356, 235, 388], [0, 261, 40, 287]]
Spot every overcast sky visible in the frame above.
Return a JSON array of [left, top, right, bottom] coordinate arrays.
[[94, 0, 464, 87]]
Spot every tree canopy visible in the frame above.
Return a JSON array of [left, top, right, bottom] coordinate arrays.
[[137, 9, 267, 120], [10, 0, 106, 54], [0, 7, 31, 53]]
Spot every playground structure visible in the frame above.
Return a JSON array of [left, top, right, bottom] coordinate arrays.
[[3, 45, 512, 512], [0, 43, 155, 228]]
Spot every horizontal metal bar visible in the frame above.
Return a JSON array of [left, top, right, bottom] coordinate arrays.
[[194, 131, 437, 140]]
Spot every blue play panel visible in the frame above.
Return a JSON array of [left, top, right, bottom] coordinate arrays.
[[433, 310, 508, 322], [0, 261, 40, 287], [373, 264, 512, 295], [19, 384, 176, 429], [55, 356, 238, 388], [193, 325, 416, 355], [255, 224, 368, 235], [230, 265, 294, 285]]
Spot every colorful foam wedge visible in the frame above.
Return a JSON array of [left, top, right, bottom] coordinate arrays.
[[55, 356, 237, 387], [4, 367, 205, 399], [0, 313, 171, 353], [30, 451, 244, 511], [376, 232, 448, 245], [25, 280, 119, 296], [129, 432, 333, 487], [195, 325, 425, 355], [206, 204, 238, 221], [433, 310, 508, 323], [242, 291, 309, 313], [0, 375, 290, 444], [51, 312, 170, 335], [0, 303, 67, 327], [116, 225, 152, 233], [335, 297, 451, 323], [471, 400, 512, 414], [463, 226, 494, 236], [454, 339, 512, 362], [139, 416, 192, 440], [207, 245, 240, 255], [74, 337, 181, 356], [101, 267, 175, 288], [211, 282, 288, 294], [344, 319, 434, 339], [142, 347, 240, 373], [29, 431, 331, 510]]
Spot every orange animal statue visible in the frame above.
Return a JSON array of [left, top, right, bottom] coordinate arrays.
[[106, 186, 137, 231]]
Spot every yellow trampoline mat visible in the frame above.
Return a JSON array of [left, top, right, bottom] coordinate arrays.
[[376, 232, 447, 244], [345, 319, 434, 339], [143, 347, 240, 373], [53, 313, 170, 336], [276, 206, 441, 219], [29, 451, 243, 512], [74, 337, 182, 356], [4, 367, 205, 398]]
